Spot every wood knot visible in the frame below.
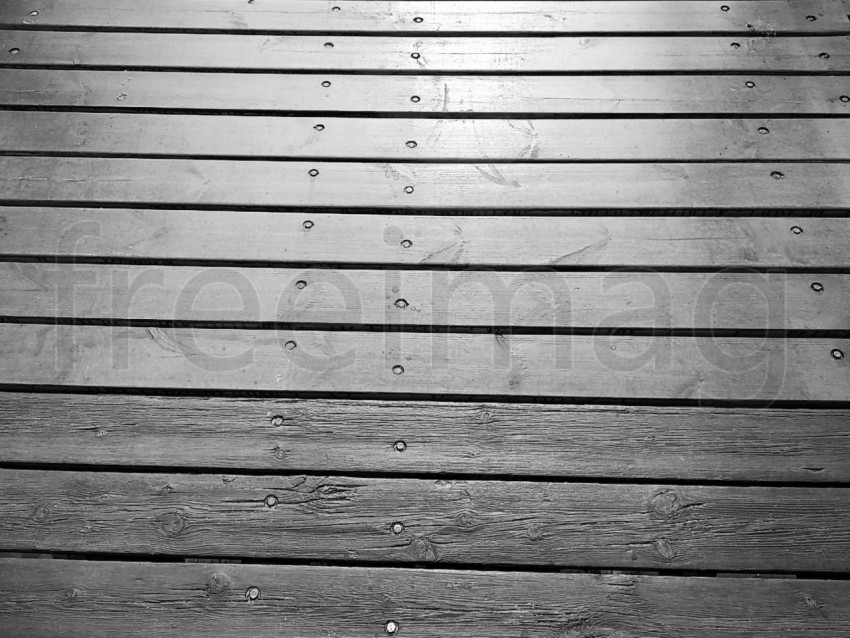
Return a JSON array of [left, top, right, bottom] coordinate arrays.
[[32, 506, 50, 522], [526, 524, 544, 541], [160, 483, 175, 494], [456, 510, 476, 529], [205, 572, 233, 597], [409, 536, 439, 561], [64, 587, 84, 600], [271, 444, 289, 461], [155, 511, 188, 537], [654, 538, 676, 561], [647, 490, 684, 520]]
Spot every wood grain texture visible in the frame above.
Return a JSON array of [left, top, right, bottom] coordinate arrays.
[[0, 323, 846, 401], [2, 263, 847, 331], [4, 31, 850, 72], [3, 0, 847, 34], [6, 113, 850, 161], [1, 157, 848, 210], [3, 70, 849, 114], [3, 469, 850, 570], [2, 559, 848, 638], [2, 208, 847, 269], [2, 393, 849, 481]]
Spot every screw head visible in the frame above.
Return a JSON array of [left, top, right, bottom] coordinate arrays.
[[245, 587, 260, 601], [400, 239, 413, 248], [313, 123, 325, 131], [770, 171, 784, 180], [295, 280, 307, 290], [321, 80, 331, 88], [832, 349, 844, 360], [8, 48, 20, 55], [720, 4, 730, 11], [392, 365, 404, 375], [30, 11, 39, 16], [395, 299, 409, 309], [790, 225, 803, 235], [308, 169, 319, 177], [391, 522, 405, 534], [264, 494, 279, 508], [324, 42, 334, 48], [841, 95, 850, 103], [303, 220, 314, 230], [411, 52, 420, 59], [745, 81, 756, 88], [807, 15, 817, 21], [406, 140, 417, 148], [811, 282, 824, 293], [757, 126, 769, 135], [404, 186, 414, 194], [285, 340, 297, 351], [385, 620, 400, 635], [410, 95, 420, 103], [270, 414, 285, 426], [730, 42, 740, 49], [820, 52, 830, 60], [413, 16, 423, 23], [394, 440, 407, 452]]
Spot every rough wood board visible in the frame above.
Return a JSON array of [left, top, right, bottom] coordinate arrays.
[[2, 559, 848, 638], [1, 393, 848, 481], [2, 263, 846, 331], [1, 209, 846, 268], [5, 113, 850, 161], [4, 470, 850, 571], [0, 324, 846, 401], [3, 70, 849, 114], [1, 157, 848, 210], [3, 0, 847, 34], [4, 32, 850, 72]]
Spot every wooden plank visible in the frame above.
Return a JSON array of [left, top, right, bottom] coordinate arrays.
[[0, 157, 848, 210], [5, 112, 850, 161], [0, 324, 846, 401], [2, 393, 849, 481], [2, 208, 848, 269], [3, 559, 848, 638], [2, 469, 850, 570], [2, 263, 847, 331], [2, 70, 848, 115], [4, 32, 850, 72], [3, 1, 847, 34]]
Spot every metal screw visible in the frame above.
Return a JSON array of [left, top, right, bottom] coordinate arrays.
[[720, 5, 730, 11], [8, 48, 20, 55], [790, 225, 803, 234], [807, 15, 817, 21], [264, 494, 278, 508], [324, 42, 334, 48], [820, 52, 830, 59], [395, 299, 408, 309], [757, 127, 769, 135], [413, 16, 423, 23], [303, 220, 314, 230], [400, 239, 412, 248], [730, 42, 740, 49], [285, 341, 297, 351], [411, 52, 420, 59], [410, 95, 420, 103], [385, 620, 400, 635], [332, 6, 341, 11], [392, 365, 404, 375], [30, 11, 39, 16], [842, 96, 850, 103], [394, 440, 407, 452], [270, 415, 285, 426], [746, 81, 756, 88], [406, 140, 417, 148], [811, 282, 824, 293], [770, 171, 784, 180], [309, 169, 319, 177], [321, 80, 331, 88], [245, 587, 260, 601], [391, 522, 404, 534], [832, 349, 844, 360], [404, 186, 414, 194], [314, 124, 325, 131], [295, 280, 307, 289]]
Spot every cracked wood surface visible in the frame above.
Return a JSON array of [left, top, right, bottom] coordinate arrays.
[[2, 262, 848, 331], [1, 208, 847, 268], [4, 31, 850, 72], [2, 559, 849, 638], [5, 113, 850, 161], [0, 323, 847, 401], [3, 70, 850, 114], [2, 0, 847, 34], [3, 470, 850, 571], [1, 157, 850, 209], [1, 393, 848, 482]]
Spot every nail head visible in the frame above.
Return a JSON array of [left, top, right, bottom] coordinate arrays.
[[392, 365, 404, 375], [832, 349, 844, 360], [770, 171, 784, 180], [285, 340, 297, 351], [391, 522, 405, 534], [303, 220, 314, 230], [395, 298, 409, 309], [394, 440, 407, 452], [245, 587, 260, 601], [264, 494, 278, 508], [386, 620, 400, 635], [295, 280, 307, 289], [811, 282, 824, 293], [270, 414, 285, 426], [309, 168, 319, 177]]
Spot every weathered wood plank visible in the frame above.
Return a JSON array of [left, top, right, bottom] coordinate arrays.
[[3, 0, 846, 34], [4, 32, 850, 72], [1, 157, 848, 210], [3, 559, 848, 638], [3, 470, 850, 570], [2, 263, 847, 331], [1, 208, 847, 269], [0, 324, 846, 401], [2, 393, 848, 481], [6, 113, 850, 161], [2, 70, 848, 115]]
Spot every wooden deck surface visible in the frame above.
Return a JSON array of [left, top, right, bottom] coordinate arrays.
[[0, 1, 849, 636]]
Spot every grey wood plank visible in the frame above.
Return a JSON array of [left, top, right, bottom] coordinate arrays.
[[2, 559, 848, 638], [4, 31, 850, 72], [2, 470, 850, 571], [2, 263, 847, 331], [0, 324, 846, 401], [0, 157, 848, 210], [2, 70, 848, 114], [3, 0, 847, 34], [1, 393, 848, 481], [1, 208, 847, 268], [5, 113, 850, 160]]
